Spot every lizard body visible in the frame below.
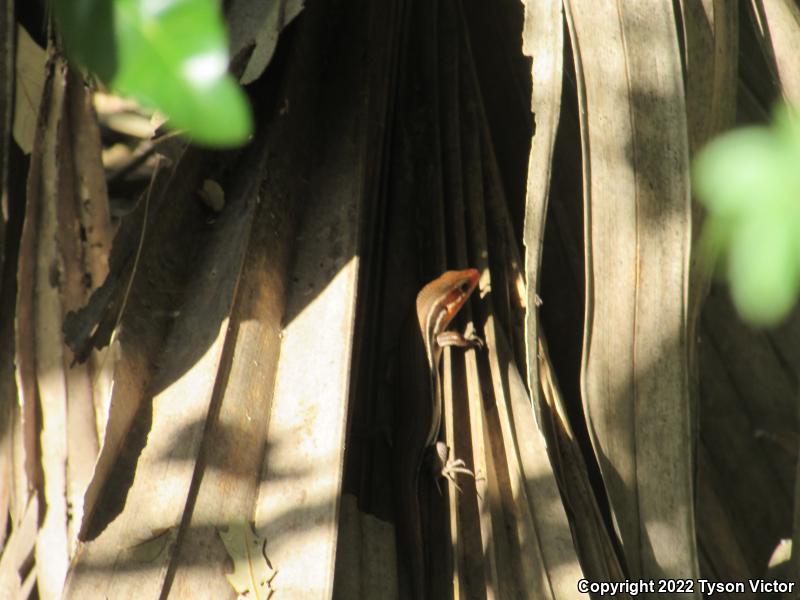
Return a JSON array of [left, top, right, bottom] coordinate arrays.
[[394, 268, 480, 600]]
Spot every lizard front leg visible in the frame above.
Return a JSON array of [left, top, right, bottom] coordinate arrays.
[[435, 328, 484, 350]]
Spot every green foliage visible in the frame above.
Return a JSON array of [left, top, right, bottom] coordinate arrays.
[[53, 0, 253, 147], [694, 106, 800, 326]]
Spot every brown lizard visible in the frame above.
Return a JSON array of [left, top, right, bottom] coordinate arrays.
[[393, 269, 482, 599]]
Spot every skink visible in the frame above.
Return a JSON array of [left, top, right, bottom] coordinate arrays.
[[394, 268, 481, 600]]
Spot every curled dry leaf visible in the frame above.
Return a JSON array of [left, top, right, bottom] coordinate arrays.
[[13, 25, 46, 154], [228, 0, 305, 85], [198, 179, 225, 212], [219, 519, 277, 600]]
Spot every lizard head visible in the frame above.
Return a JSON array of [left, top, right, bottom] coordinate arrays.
[[416, 268, 480, 333]]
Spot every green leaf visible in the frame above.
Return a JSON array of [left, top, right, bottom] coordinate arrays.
[[727, 215, 800, 326], [52, 0, 117, 81], [693, 128, 783, 219], [54, 0, 252, 146], [693, 104, 800, 326]]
